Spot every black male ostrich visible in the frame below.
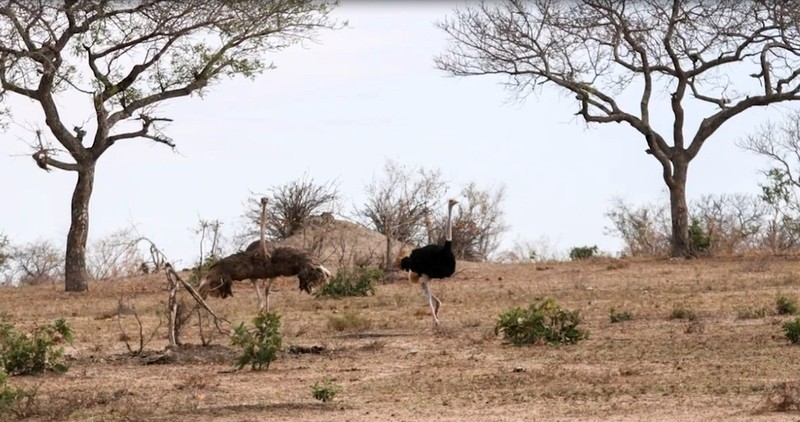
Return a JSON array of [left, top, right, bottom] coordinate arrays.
[[400, 198, 459, 327]]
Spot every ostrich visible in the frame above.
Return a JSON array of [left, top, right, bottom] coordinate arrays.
[[197, 241, 332, 312], [400, 198, 459, 327]]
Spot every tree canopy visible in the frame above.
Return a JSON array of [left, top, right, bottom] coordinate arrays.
[[435, 0, 800, 257], [0, 0, 342, 291]]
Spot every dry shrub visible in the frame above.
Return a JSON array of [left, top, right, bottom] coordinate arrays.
[[605, 259, 630, 270], [358, 340, 385, 352], [0, 233, 9, 275], [3, 386, 132, 420], [604, 197, 671, 257], [758, 382, 800, 413], [496, 235, 565, 263], [3, 239, 64, 285], [740, 258, 772, 273], [692, 193, 767, 255], [431, 182, 509, 262], [357, 159, 447, 269], [87, 228, 147, 280], [244, 174, 340, 241], [116, 297, 164, 356], [326, 312, 372, 332]]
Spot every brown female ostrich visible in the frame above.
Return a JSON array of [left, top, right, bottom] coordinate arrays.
[[197, 240, 332, 312]]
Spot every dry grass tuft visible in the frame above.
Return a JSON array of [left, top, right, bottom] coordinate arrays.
[[326, 312, 372, 332], [757, 382, 800, 413]]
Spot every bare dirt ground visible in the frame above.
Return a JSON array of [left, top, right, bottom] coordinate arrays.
[[5, 255, 800, 421]]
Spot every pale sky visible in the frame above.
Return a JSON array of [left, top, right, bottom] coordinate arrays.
[[0, 2, 784, 268]]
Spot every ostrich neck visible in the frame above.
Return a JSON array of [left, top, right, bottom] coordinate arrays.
[[446, 205, 453, 242]]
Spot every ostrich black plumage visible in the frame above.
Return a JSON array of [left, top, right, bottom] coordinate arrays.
[[400, 198, 459, 327]]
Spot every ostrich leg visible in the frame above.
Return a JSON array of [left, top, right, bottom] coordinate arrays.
[[263, 278, 275, 313], [251, 278, 265, 311], [421, 275, 440, 327]]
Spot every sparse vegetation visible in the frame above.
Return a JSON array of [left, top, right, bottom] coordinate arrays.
[[604, 197, 671, 257], [0, 367, 36, 419], [86, 228, 147, 280], [358, 159, 448, 267], [569, 245, 599, 261], [669, 305, 697, 321], [0, 368, 19, 414], [189, 218, 225, 284], [777, 295, 798, 315], [0, 319, 73, 375], [311, 378, 342, 403], [494, 297, 587, 346], [444, 182, 510, 262], [0, 252, 800, 418], [315, 266, 381, 299], [736, 306, 772, 320], [230, 312, 283, 371], [0, 234, 9, 275], [326, 312, 372, 332], [783, 317, 800, 344], [245, 175, 341, 241], [4, 239, 64, 286], [609, 308, 633, 323], [688, 217, 711, 255]]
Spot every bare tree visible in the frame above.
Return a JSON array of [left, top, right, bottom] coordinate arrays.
[[0, 1, 342, 291], [357, 159, 448, 268], [739, 110, 800, 213], [693, 193, 767, 254], [7, 239, 65, 286], [86, 228, 147, 280], [604, 196, 671, 257], [431, 182, 509, 261], [435, 0, 800, 258], [244, 175, 340, 241], [194, 218, 225, 263], [0, 232, 8, 271], [739, 109, 800, 252]]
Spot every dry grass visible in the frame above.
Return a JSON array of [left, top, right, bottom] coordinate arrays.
[[4, 256, 800, 420]]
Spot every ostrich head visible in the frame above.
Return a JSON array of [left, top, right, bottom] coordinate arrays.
[[448, 198, 459, 208], [197, 271, 233, 299], [297, 263, 332, 294]]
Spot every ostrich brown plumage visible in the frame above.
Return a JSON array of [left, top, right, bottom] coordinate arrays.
[[198, 241, 331, 312]]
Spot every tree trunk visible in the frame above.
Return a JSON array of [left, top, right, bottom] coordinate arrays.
[[668, 159, 693, 258], [64, 165, 95, 292]]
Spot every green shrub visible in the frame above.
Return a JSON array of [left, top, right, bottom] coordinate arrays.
[[777, 294, 798, 315], [230, 311, 283, 371], [669, 305, 696, 321], [315, 266, 381, 298], [783, 317, 800, 344], [0, 369, 19, 415], [688, 217, 711, 254], [494, 297, 588, 346], [311, 378, 342, 403], [0, 318, 73, 375], [569, 245, 598, 261], [609, 308, 633, 323]]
